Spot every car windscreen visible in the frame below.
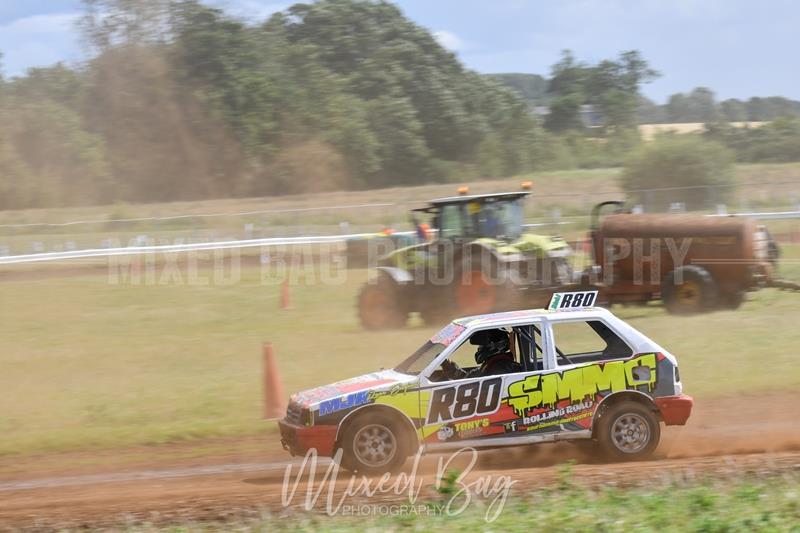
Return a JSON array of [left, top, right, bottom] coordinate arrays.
[[395, 323, 465, 375]]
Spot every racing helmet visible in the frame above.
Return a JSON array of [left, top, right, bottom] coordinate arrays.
[[471, 329, 510, 365]]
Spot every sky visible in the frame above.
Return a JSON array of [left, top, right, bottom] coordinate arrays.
[[0, 0, 797, 103]]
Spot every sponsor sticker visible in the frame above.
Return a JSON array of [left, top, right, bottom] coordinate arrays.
[[547, 290, 598, 311]]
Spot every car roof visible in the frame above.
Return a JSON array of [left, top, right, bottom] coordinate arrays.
[[453, 307, 616, 328], [426, 191, 530, 207]]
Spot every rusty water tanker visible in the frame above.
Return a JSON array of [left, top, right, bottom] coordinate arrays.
[[586, 201, 775, 314]]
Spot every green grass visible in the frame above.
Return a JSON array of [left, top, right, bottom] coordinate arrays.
[[1, 162, 798, 251], [125, 472, 800, 531], [1, 244, 800, 456]]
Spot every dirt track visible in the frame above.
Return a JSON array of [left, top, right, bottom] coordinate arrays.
[[1, 392, 798, 529]]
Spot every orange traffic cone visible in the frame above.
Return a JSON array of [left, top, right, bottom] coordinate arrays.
[[280, 276, 292, 309], [263, 342, 287, 419]]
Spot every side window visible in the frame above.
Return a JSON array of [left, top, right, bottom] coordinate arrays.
[[551, 320, 632, 365], [446, 338, 480, 370], [440, 205, 463, 239], [513, 324, 544, 371], [429, 328, 521, 381]]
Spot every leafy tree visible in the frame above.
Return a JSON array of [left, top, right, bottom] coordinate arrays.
[[621, 135, 734, 210], [1, 98, 110, 207], [79, 0, 173, 51], [486, 73, 548, 106], [545, 49, 658, 131], [665, 87, 718, 123], [637, 96, 667, 124], [719, 99, 748, 122], [705, 117, 800, 163], [544, 94, 584, 132]]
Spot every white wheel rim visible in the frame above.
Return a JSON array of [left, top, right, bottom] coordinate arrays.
[[353, 424, 396, 467], [611, 413, 650, 454]]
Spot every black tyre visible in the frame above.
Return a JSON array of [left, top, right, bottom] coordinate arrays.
[[661, 265, 718, 315], [339, 412, 409, 476], [718, 290, 745, 310], [597, 401, 660, 461], [419, 297, 455, 327], [357, 272, 407, 329], [453, 253, 504, 316]]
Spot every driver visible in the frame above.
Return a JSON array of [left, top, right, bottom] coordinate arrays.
[[442, 329, 520, 379], [472, 329, 518, 376]]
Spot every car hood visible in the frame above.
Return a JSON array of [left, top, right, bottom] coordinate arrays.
[[290, 369, 416, 409]]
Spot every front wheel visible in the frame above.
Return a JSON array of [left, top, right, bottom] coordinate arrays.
[[339, 413, 409, 476], [596, 401, 660, 461]]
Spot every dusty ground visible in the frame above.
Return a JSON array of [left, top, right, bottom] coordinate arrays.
[[0, 392, 798, 530]]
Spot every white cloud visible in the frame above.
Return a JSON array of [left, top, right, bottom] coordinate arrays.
[[433, 30, 464, 52], [0, 13, 79, 35], [0, 13, 81, 76]]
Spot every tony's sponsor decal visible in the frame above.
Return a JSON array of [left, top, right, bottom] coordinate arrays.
[[454, 418, 490, 439]]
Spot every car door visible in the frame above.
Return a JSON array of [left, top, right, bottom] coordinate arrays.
[[418, 323, 547, 449], [511, 317, 645, 438]]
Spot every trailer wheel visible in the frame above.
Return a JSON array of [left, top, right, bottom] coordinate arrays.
[[357, 272, 408, 329], [719, 290, 745, 310], [661, 265, 718, 315]]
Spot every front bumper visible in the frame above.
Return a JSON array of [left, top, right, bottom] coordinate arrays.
[[278, 419, 337, 457], [655, 394, 693, 426]]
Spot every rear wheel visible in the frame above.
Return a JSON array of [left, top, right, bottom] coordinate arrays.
[[661, 265, 718, 315], [357, 273, 407, 329], [597, 401, 660, 461]]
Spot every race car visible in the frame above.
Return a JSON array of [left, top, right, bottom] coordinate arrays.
[[278, 291, 693, 474]]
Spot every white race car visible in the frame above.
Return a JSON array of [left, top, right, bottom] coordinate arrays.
[[279, 291, 693, 474]]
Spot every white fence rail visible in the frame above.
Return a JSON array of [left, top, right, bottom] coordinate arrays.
[[0, 211, 796, 266]]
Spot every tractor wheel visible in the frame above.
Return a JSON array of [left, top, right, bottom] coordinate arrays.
[[454, 255, 503, 316], [419, 297, 455, 327], [661, 265, 718, 315], [357, 273, 408, 329]]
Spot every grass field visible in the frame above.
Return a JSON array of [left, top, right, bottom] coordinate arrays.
[[119, 472, 800, 531], [1, 163, 798, 256], [1, 244, 799, 457]]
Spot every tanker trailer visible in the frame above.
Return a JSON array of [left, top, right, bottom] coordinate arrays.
[[585, 201, 775, 315]]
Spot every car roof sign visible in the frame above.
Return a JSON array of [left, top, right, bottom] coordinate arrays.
[[547, 290, 599, 311]]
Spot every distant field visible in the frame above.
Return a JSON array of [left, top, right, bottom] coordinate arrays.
[[0, 245, 799, 456], [0, 163, 798, 256], [638, 121, 767, 141]]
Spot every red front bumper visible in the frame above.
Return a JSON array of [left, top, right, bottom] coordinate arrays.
[[278, 419, 337, 457], [655, 394, 693, 426]]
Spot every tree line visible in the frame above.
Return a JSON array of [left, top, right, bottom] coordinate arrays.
[[0, 0, 798, 210]]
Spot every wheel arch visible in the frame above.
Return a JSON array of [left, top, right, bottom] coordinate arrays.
[[334, 404, 420, 456], [591, 391, 659, 437], [375, 266, 414, 284]]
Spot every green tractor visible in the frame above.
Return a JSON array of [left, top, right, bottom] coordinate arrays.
[[357, 191, 574, 329]]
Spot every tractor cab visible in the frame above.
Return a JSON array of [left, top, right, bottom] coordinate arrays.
[[412, 192, 529, 243]]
